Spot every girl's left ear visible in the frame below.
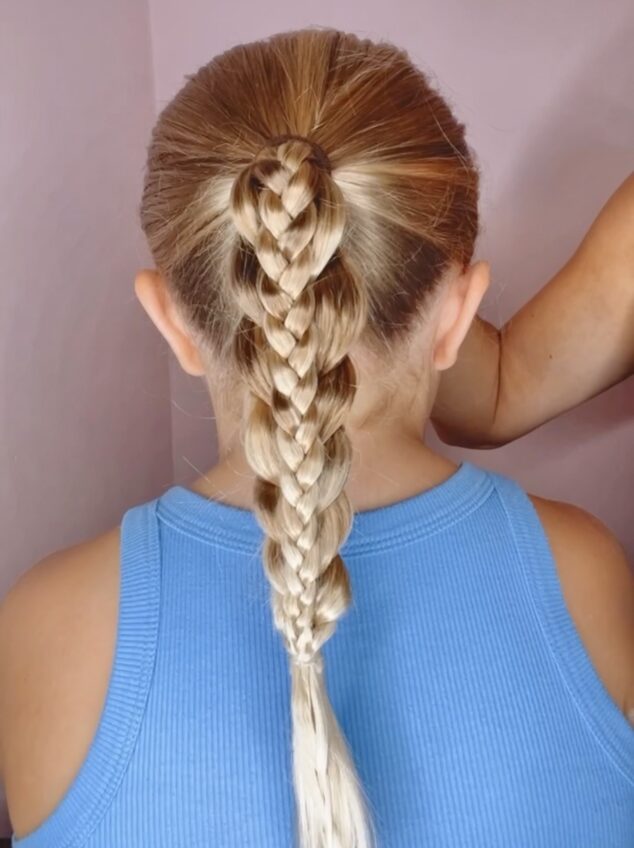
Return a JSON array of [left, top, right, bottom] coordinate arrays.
[[134, 269, 207, 376], [432, 260, 491, 371]]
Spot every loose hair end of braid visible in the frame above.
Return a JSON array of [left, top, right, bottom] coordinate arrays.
[[291, 659, 376, 848]]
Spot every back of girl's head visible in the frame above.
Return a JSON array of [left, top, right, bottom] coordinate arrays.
[[139, 26, 479, 848]]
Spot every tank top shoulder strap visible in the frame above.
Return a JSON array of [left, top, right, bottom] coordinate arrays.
[[487, 469, 634, 785], [12, 499, 162, 848]]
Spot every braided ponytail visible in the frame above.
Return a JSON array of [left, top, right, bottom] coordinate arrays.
[[140, 27, 480, 848], [228, 135, 375, 848]]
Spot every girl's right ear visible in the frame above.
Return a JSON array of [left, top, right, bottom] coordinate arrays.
[[134, 269, 206, 377], [432, 260, 490, 371]]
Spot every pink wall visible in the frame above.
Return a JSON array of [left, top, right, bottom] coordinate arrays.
[[0, 1, 174, 602], [1, 0, 632, 836]]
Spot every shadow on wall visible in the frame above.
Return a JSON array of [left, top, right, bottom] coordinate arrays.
[[481, 19, 634, 318]]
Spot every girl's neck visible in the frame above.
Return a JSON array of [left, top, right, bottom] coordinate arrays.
[[187, 428, 459, 512]]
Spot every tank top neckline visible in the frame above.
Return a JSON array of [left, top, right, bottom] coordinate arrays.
[[156, 459, 494, 555]]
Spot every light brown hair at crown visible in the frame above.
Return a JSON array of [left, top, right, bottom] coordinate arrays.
[[139, 26, 479, 848]]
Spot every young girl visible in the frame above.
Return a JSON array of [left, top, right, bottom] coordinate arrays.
[[1, 27, 632, 848]]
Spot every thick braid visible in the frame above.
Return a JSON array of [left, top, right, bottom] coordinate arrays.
[[228, 136, 376, 848]]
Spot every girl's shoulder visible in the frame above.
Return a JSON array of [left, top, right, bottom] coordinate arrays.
[[526, 492, 634, 725], [0, 523, 121, 839]]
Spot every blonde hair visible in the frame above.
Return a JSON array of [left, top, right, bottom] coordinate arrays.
[[139, 26, 479, 848]]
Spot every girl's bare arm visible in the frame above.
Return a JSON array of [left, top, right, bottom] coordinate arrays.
[[431, 173, 634, 447]]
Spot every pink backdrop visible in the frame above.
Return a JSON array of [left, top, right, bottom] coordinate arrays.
[[1, 0, 632, 836]]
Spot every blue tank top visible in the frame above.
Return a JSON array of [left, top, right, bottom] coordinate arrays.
[[11, 461, 634, 847]]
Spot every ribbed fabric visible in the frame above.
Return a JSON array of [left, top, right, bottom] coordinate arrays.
[[12, 460, 634, 847]]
